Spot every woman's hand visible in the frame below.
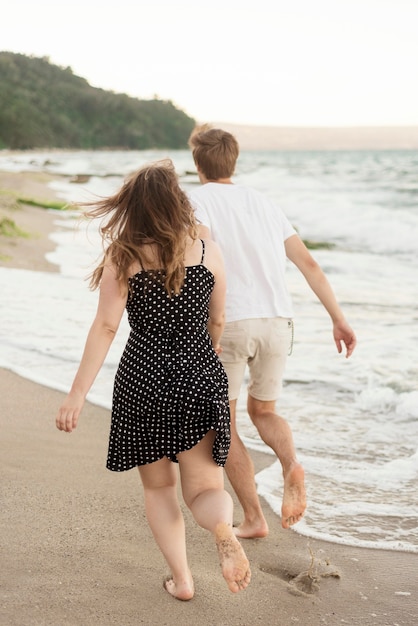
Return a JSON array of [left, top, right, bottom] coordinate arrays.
[[55, 391, 85, 433]]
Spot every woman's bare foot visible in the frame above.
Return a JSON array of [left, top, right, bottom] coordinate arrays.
[[233, 518, 269, 539], [281, 462, 306, 529], [215, 522, 251, 593], [163, 571, 194, 601]]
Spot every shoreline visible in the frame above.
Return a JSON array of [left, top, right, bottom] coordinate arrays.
[[1, 170, 417, 624], [0, 170, 68, 271]]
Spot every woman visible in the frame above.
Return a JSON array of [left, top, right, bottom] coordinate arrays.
[[55, 159, 251, 600]]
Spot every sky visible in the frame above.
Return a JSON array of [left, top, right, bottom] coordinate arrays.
[[3, 0, 418, 127]]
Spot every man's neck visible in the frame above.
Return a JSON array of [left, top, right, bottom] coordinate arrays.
[[199, 173, 233, 185]]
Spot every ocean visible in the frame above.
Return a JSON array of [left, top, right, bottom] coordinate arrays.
[[1, 147, 417, 553]]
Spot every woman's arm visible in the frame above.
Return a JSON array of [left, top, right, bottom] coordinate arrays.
[[285, 234, 357, 357], [55, 264, 128, 432], [205, 240, 226, 352]]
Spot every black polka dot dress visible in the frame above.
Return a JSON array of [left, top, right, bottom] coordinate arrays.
[[106, 241, 230, 471]]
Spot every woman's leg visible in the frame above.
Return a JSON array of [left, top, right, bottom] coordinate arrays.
[[138, 457, 194, 600], [177, 432, 251, 593]]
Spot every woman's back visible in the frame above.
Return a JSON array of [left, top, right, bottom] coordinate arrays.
[[107, 239, 230, 472]]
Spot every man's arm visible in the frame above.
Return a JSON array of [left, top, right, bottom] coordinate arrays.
[[285, 234, 357, 358]]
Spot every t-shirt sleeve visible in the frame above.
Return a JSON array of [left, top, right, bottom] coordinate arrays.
[[278, 208, 297, 241], [188, 193, 210, 228]]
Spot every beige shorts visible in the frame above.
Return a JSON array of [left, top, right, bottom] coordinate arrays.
[[220, 317, 293, 402]]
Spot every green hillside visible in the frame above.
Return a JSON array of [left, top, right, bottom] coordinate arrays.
[[0, 52, 196, 150]]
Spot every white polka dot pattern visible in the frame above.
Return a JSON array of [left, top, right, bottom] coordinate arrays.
[[106, 244, 230, 471]]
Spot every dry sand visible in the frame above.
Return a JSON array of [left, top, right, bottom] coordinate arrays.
[[1, 170, 417, 626]]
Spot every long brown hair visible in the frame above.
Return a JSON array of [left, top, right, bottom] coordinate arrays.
[[84, 159, 198, 295]]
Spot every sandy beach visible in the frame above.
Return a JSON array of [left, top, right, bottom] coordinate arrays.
[[0, 170, 68, 271], [1, 171, 417, 625]]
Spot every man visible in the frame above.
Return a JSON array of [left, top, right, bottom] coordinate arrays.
[[188, 126, 356, 538]]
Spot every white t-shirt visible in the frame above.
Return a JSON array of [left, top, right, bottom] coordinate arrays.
[[188, 183, 296, 322]]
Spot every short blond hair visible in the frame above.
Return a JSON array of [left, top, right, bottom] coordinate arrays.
[[188, 125, 239, 180]]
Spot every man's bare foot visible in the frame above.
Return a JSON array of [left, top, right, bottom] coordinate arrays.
[[215, 522, 251, 593], [281, 462, 306, 529], [233, 518, 269, 539], [163, 571, 194, 601]]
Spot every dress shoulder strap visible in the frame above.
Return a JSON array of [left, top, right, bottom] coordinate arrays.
[[200, 239, 205, 264]]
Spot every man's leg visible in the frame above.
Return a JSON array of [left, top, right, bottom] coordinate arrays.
[[225, 398, 269, 538], [247, 395, 306, 529]]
